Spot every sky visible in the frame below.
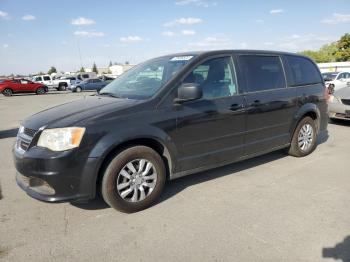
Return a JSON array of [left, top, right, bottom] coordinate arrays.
[[0, 0, 349, 75]]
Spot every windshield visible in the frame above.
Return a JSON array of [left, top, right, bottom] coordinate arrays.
[[322, 73, 337, 80], [100, 55, 194, 99]]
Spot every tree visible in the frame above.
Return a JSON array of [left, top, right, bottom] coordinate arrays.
[[299, 43, 337, 63], [125, 61, 130, 65], [109, 61, 113, 67], [92, 62, 98, 74], [79, 67, 85, 73], [48, 66, 57, 75], [335, 33, 350, 62]]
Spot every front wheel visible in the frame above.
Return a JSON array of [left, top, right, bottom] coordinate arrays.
[[76, 87, 82, 92], [288, 116, 317, 157], [2, 88, 13, 96], [101, 146, 166, 213]]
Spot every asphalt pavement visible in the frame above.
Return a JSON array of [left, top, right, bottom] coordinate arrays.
[[0, 92, 349, 262]]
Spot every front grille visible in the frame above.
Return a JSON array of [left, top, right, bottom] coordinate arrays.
[[24, 128, 37, 137], [341, 99, 350, 106], [17, 127, 38, 152]]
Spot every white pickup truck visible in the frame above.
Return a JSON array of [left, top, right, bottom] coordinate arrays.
[[32, 75, 71, 91], [32, 73, 98, 91]]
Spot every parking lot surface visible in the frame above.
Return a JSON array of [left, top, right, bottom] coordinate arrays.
[[0, 92, 349, 262]]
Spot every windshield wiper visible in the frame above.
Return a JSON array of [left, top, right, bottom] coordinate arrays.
[[98, 92, 121, 98]]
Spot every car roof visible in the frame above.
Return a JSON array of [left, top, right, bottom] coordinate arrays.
[[157, 49, 301, 59]]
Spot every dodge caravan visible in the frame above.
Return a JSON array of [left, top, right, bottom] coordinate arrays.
[[13, 50, 328, 212]]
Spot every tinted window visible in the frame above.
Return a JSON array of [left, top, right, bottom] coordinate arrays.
[[43, 76, 50, 81], [238, 55, 285, 92], [285, 55, 322, 86], [183, 57, 237, 99], [34, 76, 42, 81], [100, 55, 194, 100], [82, 74, 89, 78]]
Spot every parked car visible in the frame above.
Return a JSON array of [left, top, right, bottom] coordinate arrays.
[[32, 75, 71, 91], [70, 78, 107, 92], [13, 50, 328, 213], [1, 79, 48, 96], [99, 75, 116, 84], [322, 71, 350, 92], [328, 86, 350, 121]]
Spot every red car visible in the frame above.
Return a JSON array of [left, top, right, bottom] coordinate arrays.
[[0, 79, 48, 96]]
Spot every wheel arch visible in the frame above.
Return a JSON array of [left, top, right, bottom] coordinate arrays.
[[290, 103, 321, 139], [93, 136, 174, 198]]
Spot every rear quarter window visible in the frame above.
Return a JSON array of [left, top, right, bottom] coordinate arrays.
[[285, 55, 322, 86]]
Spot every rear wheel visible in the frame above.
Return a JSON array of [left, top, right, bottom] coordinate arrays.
[[58, 83, 67, 91], [101, 146, 166, 213], [288, 116, 317, 157], [36, 87, 45, 95], [2, 88, 13, 96]]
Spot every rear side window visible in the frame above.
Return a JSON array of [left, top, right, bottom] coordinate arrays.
[[285, 56, 322, 86], [43, 76, 50, 81], [238, 55, 285, 92]]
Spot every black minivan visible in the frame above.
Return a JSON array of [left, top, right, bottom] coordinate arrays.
[[13, 50, 328, 212]]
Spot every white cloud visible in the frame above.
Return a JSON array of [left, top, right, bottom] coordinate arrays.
[[181, 30, 196, 36], [175, 0, 217, 7], [71, 17, 95, 26], [277, 33, 335, 52], [162, 31, 177, 37], [22, 15, 36, 21], [2, 44, 9, 48], [264, 42, 275, 46], [270, 9, 284, 14], [0, 10, 10, 20], [321, 13, 350, 25], [239, 42, 248, 49], [120, 36, 143, 43], [188, 36, 231, 49], [74, 31, 104, 37], [164, 17, 203, 27]]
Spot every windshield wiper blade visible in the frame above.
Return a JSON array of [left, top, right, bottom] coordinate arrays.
[[99, 92, 121, 98]]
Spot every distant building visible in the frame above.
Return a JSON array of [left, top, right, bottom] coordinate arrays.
[[84, 64, 134, 77], [109, 64, 134, 77], [318, 62, 350, 73]]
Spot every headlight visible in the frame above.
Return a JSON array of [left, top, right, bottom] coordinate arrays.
[[329, 95, 342, 104], [37, 127, 86, 151]]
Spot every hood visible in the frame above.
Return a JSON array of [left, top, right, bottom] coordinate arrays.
[[22, 95, 142, 130], [334, 87, 350, 99]]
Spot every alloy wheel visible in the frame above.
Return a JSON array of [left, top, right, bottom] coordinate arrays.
[[298, 123, 314, 151], [116, 159, 157, 202]]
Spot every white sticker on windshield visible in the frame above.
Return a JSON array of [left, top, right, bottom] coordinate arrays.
[[170, 56, 194, 61]]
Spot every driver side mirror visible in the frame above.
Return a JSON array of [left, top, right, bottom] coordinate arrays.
[[174, 83, 202, 104]]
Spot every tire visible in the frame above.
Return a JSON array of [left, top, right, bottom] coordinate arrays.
[[58, 83, 67, 91], [2, 88, 13, 96], [101, 146, 166, 213], [36, 87, 45, 95], [76, 86, 82, 93], [288, 116, 317, 157]]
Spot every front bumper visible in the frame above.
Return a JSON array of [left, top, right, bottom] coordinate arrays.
[[13, 145, 99, 202], [329, 102, 350, 120]]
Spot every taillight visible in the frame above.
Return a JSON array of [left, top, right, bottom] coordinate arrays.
[[324, 85, 331, 102]]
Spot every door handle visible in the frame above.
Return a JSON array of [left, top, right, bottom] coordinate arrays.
[[250, 100, 261, 107], [229, 103, 244, 111]]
